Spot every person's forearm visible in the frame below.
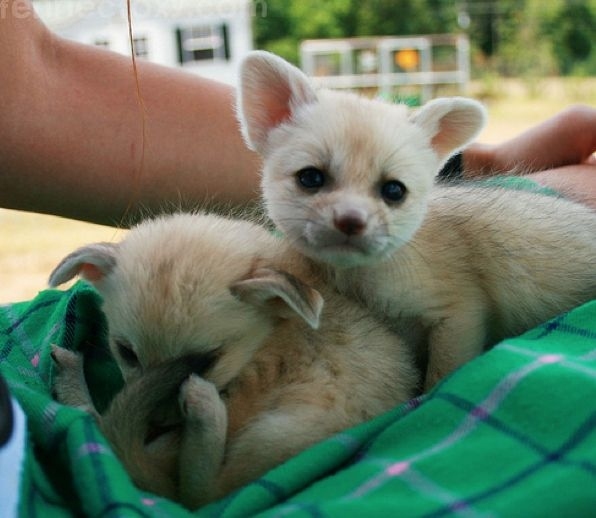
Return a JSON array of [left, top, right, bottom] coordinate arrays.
[[457, 105, 596, 209], [461, 105, 596, 178], [0, 4, 261, 226]]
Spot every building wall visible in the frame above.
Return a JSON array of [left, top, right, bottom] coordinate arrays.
[[32, 0, 254, 86]]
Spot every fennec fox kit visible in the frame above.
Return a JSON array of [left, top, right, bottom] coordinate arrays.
[[238, 50, 596, 388], [52, 346, 223, 505], [50, 212, 418, 508]]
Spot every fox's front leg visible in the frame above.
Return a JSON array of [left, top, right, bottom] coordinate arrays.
[[177, 375, 228, 509], [425, 311, 487, 391], [51, 345, 100, 419]]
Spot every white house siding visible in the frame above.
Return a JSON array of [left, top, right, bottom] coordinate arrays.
[[32, 0, 254, 85]]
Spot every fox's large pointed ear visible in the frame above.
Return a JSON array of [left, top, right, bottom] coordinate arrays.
[[230, 267, 324, 329], [410, 97, 487, 161], [237, 50, 318, 154], [49, 243, 117, 287]]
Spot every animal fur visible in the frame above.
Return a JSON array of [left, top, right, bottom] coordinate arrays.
[[237, 50, 596, 388], [50, 212, 418, 508], [51, 345, 219, 502]]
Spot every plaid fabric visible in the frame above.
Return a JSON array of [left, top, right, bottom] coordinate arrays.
[[1, 281, 595, 517]]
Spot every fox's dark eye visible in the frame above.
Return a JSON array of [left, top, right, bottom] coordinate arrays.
[[115, 340, 139, 367], [380, 180, 407, 204], [296, 167, 326, 190]]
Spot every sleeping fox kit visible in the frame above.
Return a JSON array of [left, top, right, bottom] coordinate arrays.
[[238, 50, 596, 388], [51, 345, 220, 504], [49, 212, 418, 508]]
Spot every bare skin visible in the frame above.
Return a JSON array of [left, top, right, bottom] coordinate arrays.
[[463, 105, 596, 208], [0, 0, 261, 226], [1, 0, 595, 225]]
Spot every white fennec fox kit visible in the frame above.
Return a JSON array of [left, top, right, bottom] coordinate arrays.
[[237, 50, 596, 388], [49, 212, 418, 508]]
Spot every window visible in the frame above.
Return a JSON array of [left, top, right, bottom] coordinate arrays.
[[94, 39, 110, 49], [132, 36, 149, 59], [176, 24, 230, 64]]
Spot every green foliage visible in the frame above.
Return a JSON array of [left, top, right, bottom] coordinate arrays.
[[252, 0, 595, 76], [253, 0, 459, 62], [548, 0, 595, 75], [263, 37, 300, 65], [290, 1, 359, 40], [493, 0, 558, 78], [355, 0, 458, 36], [253, 1, 292, 50]]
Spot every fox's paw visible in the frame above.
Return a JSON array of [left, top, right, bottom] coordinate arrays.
[[179, 375, 226, 428], [50, 345, 96, 415]]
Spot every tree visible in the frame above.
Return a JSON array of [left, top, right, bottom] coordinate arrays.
[[252, 0, 595, 75], [355, 0, 458, 36], [254, 0, 460, 63], [548, 0, 595, 74]]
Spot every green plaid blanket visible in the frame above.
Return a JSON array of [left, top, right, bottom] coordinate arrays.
[[1, 281, 595, 517]]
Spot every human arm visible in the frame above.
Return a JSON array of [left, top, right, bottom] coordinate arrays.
[[461, 104, 596, 176], [459, 104, 596, 208], [0, 0, 262, 227]]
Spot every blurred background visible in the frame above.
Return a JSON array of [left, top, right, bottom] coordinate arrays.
[[1, 0, 595, 303]]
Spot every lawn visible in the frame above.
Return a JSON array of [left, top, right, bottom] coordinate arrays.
[[0, 212, 124, 304], [1, 77, 594, 304]]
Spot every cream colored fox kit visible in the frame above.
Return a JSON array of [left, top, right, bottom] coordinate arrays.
[[238, 51, 596, 387], [50, 213, 418, 508]]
